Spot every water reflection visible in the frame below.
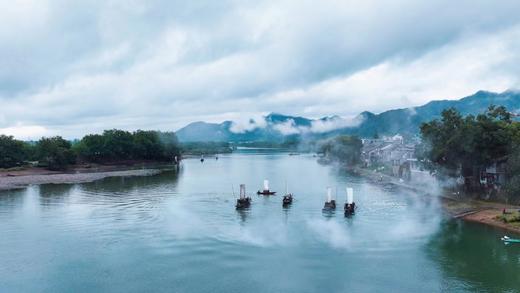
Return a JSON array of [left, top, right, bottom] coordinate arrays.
[[0, 153, 519, 292], [428, 220, 520, 292], [79, 169, 180, 194], [0, 188, 27, 212], [236, 209, 250, 223], [38, 184, 75, 206]]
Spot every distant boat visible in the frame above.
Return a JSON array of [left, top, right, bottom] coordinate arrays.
[[236, 184, 251, 209], [322, 187, 336, 212], [282, 182, 293, 206], [502, 236, 520, 243], [344, 187, 356, 216], [200, 155, 205, 163], [257, 179, 276, 195]]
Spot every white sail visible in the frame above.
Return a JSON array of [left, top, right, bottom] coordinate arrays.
[[346, 187, 354, 204], [327, 187, 332, 202], [240, 184, 246, 199], [263, 179, 269, 191]]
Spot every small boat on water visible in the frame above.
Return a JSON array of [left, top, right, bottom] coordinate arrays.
[[282, 194, 293, 206], [344, 187, 356, 216], [322, 187, 336, 212], [257, 179, 276, 195], [282, 182, 293, 206], [236, 184, 251, 209], [501, 236, 520, 243]]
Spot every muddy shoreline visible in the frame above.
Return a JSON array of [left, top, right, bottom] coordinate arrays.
[[0, 162, 178, 191]]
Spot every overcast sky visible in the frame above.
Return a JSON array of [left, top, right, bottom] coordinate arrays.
[[1, 0, 520, 139]]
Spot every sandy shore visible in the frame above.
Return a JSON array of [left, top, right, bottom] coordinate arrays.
[[0, 169, 165, 190], [0, 161, 180, 191], [462, 209, 520, 234]]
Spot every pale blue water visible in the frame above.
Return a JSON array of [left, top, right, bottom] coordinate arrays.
[[0, 151, 519, 292]]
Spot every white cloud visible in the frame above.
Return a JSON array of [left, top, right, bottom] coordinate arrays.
[[0, 125, 49, 140], [229, 114, 267, 133], [262, 25, 520, 116], [272, 119, 301, 135], [310, 115, 365, 133], [1, 0, 520, 138]]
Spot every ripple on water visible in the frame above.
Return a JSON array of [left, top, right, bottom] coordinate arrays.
[[0, 155, 514, 292]]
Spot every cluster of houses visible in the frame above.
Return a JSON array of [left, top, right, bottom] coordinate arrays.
[[361, 134, 507, 192], [361, 134, 419, 180]]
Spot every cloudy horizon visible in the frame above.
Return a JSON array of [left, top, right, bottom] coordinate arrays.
[[2, 0, 520, 139]]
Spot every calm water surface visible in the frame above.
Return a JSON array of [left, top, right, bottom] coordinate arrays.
[[1, 151, 519, 292]]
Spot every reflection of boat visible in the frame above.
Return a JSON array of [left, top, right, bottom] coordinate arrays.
[[322, 187, 336, 212], [236, 184, 251, 209], [502, 236, 520, 243], [257, 179, 276, 195], [282, 182, 293, 206], [344, 187, 356, 216]]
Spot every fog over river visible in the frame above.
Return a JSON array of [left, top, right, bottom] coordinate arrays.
[[1, 150, 519, 292]]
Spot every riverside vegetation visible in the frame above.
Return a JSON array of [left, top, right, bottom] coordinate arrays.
[[0, 130, 181, 171], [418, 106, 520, 203]]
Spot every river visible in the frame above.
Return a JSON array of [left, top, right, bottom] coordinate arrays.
[[0, 150, 519, 292]]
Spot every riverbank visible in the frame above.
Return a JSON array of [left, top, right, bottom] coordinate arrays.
[[0, 162, 177, 191], [352, 166, 520, 236]]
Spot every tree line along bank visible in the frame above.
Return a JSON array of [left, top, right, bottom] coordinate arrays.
[[0, 130, 182, 170]]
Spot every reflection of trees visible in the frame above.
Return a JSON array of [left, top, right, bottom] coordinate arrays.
[[0, 188, 28, 206], [39, 184, 75, 206], [427, 220, 520, 291], [78, 169, 180, 194]]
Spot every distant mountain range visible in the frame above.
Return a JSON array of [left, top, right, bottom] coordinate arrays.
[[175, 90, 520, 142]]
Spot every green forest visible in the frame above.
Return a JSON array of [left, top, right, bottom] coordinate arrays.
[[0, 130, 181, 170], [418, 106, 520, 200]]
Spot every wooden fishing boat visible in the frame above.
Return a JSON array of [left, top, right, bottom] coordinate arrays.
[[344, 187, 356, 216], [257, 179, 276, 195], [282, 194, 293, 206], [236, 184, 251, 209], [282, 182, 293, 206], [322, 187, 336, 212]]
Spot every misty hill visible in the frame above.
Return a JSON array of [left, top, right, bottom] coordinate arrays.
[[175, 90, 520, 142]]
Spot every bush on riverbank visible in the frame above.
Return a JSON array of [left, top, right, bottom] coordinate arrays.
[[498, 211, 520, 224], [0, 135, 28, 168], [37, 136, 76, 170]]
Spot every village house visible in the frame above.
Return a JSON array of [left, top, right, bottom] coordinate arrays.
[[361, 134, 418, 179]]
